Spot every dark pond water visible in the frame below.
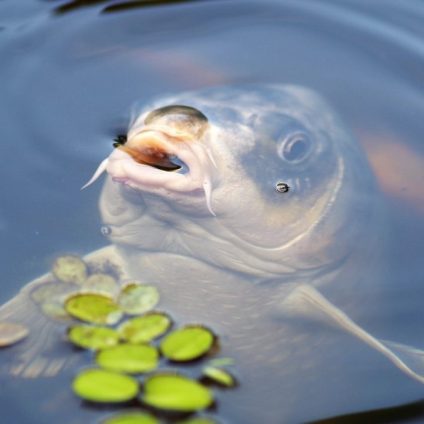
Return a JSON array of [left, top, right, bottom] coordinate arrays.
[[1, 0, 424, 423]]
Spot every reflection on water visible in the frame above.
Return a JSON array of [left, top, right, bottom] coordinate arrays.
[[312, 398, 424, 424], [53, 0, 205, 15], [1, 0, 424, 423]]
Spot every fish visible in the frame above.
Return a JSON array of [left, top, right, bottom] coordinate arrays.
[[1, 85, 424, 423]]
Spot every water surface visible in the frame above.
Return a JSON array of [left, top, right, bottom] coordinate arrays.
[[1, 0, 424, 422]]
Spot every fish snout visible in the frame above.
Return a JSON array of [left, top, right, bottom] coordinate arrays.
[[143, 104, 208, 140]]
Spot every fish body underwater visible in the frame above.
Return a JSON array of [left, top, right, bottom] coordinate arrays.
[[1, 85, 424, 423]]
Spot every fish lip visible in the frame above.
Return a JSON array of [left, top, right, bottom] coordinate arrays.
[[82, 124, 216, 215], [128, 124, 195, 143], [106, 128, 206, 193]]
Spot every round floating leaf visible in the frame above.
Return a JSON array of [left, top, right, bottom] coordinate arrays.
[[72, 368, 138, 403], [202, 367, 236, 388], [102, 412, 159, 424], [68, 326, 120, 350], [141, 373, 213, 412], [0, 322, 29, 347], [118, 283, 159, 315], [83, 273, 119, 296], [52, 255, 87, 285], [96, 344, 158, 374], [118, 313, 171, 344], [65, 293, 123, 325], [160, 326, 215, 362]]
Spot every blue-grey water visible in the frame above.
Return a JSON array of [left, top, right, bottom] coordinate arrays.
[[1, 0, 424, 423]]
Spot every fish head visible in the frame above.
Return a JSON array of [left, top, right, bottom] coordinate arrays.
[[96, 85, 375, 281]]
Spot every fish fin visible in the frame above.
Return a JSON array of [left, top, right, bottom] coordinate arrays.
[[281, 284, 424, 384], [81, 157, 109, 190], [0, 245, 128, 379]]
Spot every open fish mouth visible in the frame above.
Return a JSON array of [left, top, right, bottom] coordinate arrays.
[[82, 126, 217, 215]]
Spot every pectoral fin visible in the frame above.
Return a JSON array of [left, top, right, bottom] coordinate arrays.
[[0, 276, 74, 378], [281, 284, 424, 384], [0, 245, 127, 378]]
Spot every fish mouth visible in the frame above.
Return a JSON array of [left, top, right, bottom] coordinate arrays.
[[83, 126, 216, 215]]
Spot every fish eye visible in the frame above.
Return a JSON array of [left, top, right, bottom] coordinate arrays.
[[278, 132, 312, 163]]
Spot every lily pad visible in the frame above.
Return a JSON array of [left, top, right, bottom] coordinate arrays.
[[202, 366, 236, 388], [118, 312, 171, 344], [72, 368, 138, 403], [118, 283, 159, 315], [65, 293, 123, 325], [83, 273, 119, 296], [141, 373, 213, 412], [68, 326, 120, 350], [160, 326, 215, 362], [52, 255, 87, 285], [96, 344, 158, 374], [102, 412, 159, 424], [0, 322, 29, 347]]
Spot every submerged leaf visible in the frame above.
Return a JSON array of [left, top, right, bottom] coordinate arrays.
[[30, 281, 77, 304], [0, 322, 29, 347], [65, 293, 123, 325], [202, 366, 236, 388], [102, 412, 159, 424], [207, 357, 235, 367], [83, 273, 119, 296], [177, 417, 220, 424], [96, 344, 158, 374], [160, 326, 215, 362], [118, 283, 159, 315], [41, 302, 72, 321], [72, 368, 138, 403], [141, 373, 213, 412], [68, 325, 120, 350], [52, 255, 87, 285], [118, 312, 171, 344]]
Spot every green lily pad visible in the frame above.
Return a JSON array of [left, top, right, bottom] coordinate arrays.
[[0, 322, 29, 347], [68, 326, 120, 350], [52, 255, 87, 285], [160, 326, 215, 362], [83, 273, 119, 296], [141, 373, 213, 412], [65, 293, 123, 325], [96, 344, 158, 374], [72, 368, 138, 403], [118, 283, 159, 315], [202, 366, 236, 388], [118, 312, 171, 344], [102, 412, 159, 424]]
